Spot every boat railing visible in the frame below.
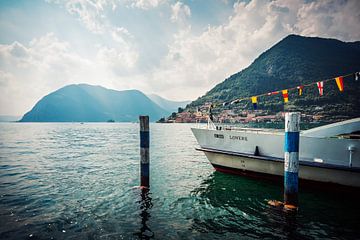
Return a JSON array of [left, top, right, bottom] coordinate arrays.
[[207, 118, 216, 130], [211, 123, 283, 134]]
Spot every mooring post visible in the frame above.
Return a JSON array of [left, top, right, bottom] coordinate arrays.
[[140, 115, 150, 188], [284, 112, 300, 210]]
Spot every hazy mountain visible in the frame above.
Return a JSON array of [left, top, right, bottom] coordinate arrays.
[[188, 35, 360, 120], [0, 115, 21, 122], [20, 84, 170, 122], [147, 94, 191, 113]]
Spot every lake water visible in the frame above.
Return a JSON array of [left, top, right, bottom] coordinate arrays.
[[0, 123, 359, 239]]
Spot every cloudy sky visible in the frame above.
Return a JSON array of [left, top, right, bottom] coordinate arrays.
[[0, 0, 359, 116]]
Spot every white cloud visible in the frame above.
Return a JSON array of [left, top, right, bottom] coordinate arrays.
[[171, 1, 191, 23], [97, 45, 139, 73], [146, 0, 360, 100], [46, 0, 140, 76], [48, 0, 137, 44], [64, 0, 107, 34], [127, 0, 166, 9], [295, 0, 360, 40], [1, 0, 360, 115], [0, 33, 129, 115]]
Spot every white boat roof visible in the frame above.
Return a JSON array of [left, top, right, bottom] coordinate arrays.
[[302, 118, 360, 138]]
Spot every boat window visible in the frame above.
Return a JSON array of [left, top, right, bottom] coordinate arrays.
[[214, 134, 224, 139]]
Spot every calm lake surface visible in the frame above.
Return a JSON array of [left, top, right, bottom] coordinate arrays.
[[0, 123, 359, 239]]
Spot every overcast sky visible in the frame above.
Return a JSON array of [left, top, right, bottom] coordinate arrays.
[[0, 0, 359, 115]]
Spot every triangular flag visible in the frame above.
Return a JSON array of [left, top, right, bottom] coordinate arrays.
[[335, 76, 344, 92], [282, 90, 289, 103], [231, 99, 240, 105], [222, 101, 230, 107], [355, 72, 360, 81], [297, 86, 304, 96], [317, 81, 324, 96], [251, 96, 257, 110]]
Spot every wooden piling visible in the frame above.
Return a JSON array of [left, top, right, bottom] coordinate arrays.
[[140, 116, 150, 188], [284, 112, 300, 209]]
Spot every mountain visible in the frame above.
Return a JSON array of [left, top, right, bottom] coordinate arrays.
[[20, 84, 170, 122], [147, 94, 191, 113], [187, 35, 360, 120], [0, 115, 21, 122]]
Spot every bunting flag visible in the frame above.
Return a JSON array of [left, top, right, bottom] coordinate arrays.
[[251, 96, 258, 110], [317, 81, 324, 96], [297, 86, 304, 96], [209, 71, 356, 111], [335, 76, 344, 92], [355, 72, 360, 81], [222, 101, 230, 107], [282, 90, 289, 103]]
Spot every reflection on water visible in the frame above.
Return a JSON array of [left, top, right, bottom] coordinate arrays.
[[134, 188, 153, 239], [0, 123, 359, 239], [188, 171, 360, 239]]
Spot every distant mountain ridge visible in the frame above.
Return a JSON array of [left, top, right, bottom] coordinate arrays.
[[20, 84, 176, 122], [187, 34, 360, 120], [147, 94, 190, 113], [0, 115, 21, 122]]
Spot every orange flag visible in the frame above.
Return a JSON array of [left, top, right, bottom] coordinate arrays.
[[282, 90, 289, 103], [335, 76, 344, 92]]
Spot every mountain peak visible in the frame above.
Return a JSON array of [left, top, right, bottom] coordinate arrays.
[[188, 35, 360, 120], [20, 85, 170, 122]]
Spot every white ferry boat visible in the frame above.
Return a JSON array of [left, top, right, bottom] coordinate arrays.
[[191, 118, 360, 187]]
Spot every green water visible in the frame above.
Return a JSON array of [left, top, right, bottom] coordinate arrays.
[[0, 123, 359, 239]]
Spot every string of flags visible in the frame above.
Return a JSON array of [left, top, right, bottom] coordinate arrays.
[[217, 71, 359, 110]]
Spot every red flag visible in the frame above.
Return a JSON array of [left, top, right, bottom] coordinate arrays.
[[335, 76, 344, 92], [317, 81, 324, 96]]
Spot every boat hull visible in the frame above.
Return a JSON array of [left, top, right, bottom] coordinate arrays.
[[191, 127, 360, 167], [200, 148, 360, 187]]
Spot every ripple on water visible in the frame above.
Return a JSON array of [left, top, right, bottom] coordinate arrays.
[[0, 123, 360, 240]]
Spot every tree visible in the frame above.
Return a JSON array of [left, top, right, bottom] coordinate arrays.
[[157, 117, 165, 123]]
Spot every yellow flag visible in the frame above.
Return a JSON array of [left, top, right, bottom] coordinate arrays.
[[282, 90, 289, 103], [251, 96, 257, 103]]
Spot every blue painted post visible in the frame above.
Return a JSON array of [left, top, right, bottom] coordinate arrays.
[[284, 112, 300, 209], [140, 116, 150, 188]]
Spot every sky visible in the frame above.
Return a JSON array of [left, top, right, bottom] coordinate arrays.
[[0, 0, 359, 116]]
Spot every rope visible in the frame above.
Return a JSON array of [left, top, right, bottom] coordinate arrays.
[[210, 72, 358, 108]]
